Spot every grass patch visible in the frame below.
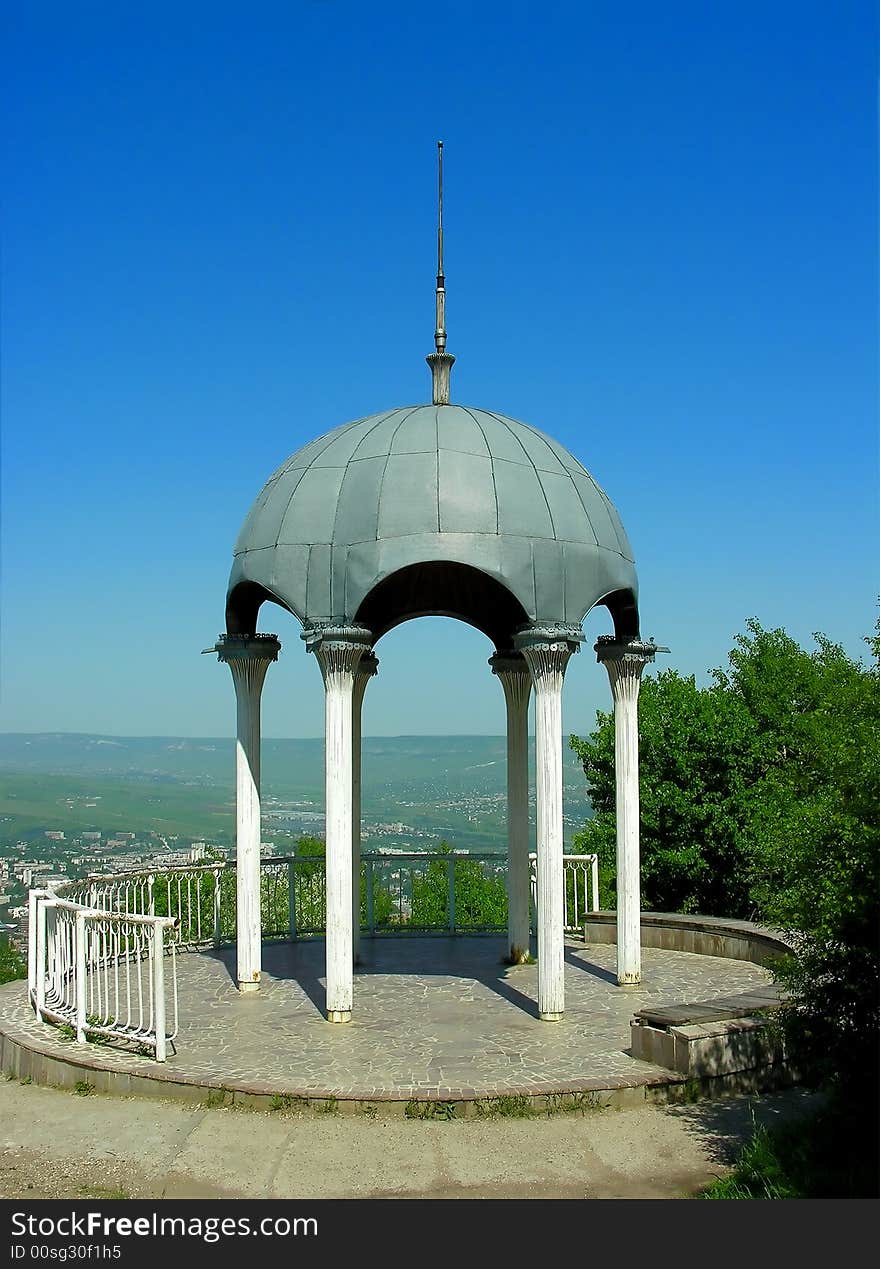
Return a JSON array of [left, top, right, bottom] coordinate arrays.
[[204, 1087, 234, 1109], [543, 1090, 606, 1117], [473, 1095, 534, 1119], [668, 1078, 702, 1105], [317, 1096, 338, 1114], [404, 1099, 456, 1120], [73, 1081, 94, 1097], [269, 1093, 309, 1113], [700, 1100, 879, 1199], [79, 1185, 129, 1200]]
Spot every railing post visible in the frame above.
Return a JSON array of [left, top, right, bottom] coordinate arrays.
[[447, 856, 456, 933], [74, 912, 87, 1045], [46, 904, 59, 1001], [152, 922, 167, 1063], [528, 853, 537, 934], [213, 869, 222, 947], [591, 855, 600, 913], [27, 890, 42, 1005], [34, 898, 48, 1019], [147, 875, 155, 916], [287, 860, 297, 941], [365, 858, 375, 935]]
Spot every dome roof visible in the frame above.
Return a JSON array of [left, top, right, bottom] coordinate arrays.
[[227, 404, 638, 648]]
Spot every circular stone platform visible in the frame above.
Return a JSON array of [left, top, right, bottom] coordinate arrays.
[[0, 936, 784, 1110]]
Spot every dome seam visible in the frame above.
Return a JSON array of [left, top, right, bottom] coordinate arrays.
[[567, 469, 602, 549], [329, 409, 404, 558], [375, 406, 427, 547], [433, 408, 441, 532], [346, 407, 409, 464], [483, 408, 558, 539], [271, 416, 369, 550], [461, 406, 500, 534]]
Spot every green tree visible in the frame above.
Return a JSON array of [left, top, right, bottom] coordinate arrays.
[[740, 621, 880, 1105], [0, 934, 26, 985], [571, 613, 880, 1125], [570, 669, 759, 915], [410, 842, 507, 929]]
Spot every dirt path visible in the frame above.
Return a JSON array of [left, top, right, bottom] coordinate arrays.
[[0, 1078, 821, 1200]]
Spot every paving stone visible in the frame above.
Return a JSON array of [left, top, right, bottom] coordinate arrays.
[[0, 937, 775, 1101]]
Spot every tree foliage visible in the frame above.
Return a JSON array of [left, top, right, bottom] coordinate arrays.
[[570, 613, 880, 1104], [0, 933, 26, 985], [410, 842, 507, 929], [570, 669, 760, 915]]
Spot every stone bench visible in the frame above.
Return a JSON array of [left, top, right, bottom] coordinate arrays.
[[631, 985, 787, 1078], [579, 912, 793, 1079]]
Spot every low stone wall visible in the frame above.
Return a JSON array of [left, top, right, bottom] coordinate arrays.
[[583, 911, 793, 968], [583, 911, 793, 1080]]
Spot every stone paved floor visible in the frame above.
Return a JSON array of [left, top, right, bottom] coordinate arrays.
[[1, 937, 779, 1100]]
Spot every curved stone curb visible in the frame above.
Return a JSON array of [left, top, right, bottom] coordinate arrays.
[[1, 925, 795, 1114], [583, 911, 795, 967]]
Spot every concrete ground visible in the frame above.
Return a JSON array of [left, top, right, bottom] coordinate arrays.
[[0, 1077, 821, 1200]]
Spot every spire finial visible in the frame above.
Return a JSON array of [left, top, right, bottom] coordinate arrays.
[[427, 139, 455, 405], [437, 139, 444, 289]]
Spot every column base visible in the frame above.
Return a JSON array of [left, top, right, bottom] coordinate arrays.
[[238, 980, 260, 994], [327, 1009, 352, 1024], [617, 973, 642, 987], [539, 1011, 564, 1022]]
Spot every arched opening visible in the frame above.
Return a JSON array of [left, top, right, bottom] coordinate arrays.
[[355, 560, 530, 649], [600, 588, 640, 642], [226, 580, 295, 636]]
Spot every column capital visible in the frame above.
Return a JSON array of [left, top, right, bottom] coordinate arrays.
[[355, 651, 380, 680], [304, 624, 374, 683], [593, 635, 659, 668], [490, 651, 532, 715], [352, 650, 379, 716], [302, 623, 373, 655], [488, 650, 530, 678], [514, 624, 581, 689], [513, 623, 584, 658], [205, 633, 281, 664]]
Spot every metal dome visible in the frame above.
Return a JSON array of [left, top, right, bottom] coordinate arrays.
[[226, 404, 639, 649]]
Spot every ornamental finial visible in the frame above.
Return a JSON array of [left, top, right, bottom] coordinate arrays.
[[426, 140, 455, 405]]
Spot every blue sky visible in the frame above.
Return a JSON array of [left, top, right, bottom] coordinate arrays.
[[2, 1, 876, 739]]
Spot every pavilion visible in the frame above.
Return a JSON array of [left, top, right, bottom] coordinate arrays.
[[209, 144, 658, 1024]]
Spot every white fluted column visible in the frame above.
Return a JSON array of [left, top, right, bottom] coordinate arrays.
[[352, 652, 379, 965], [595, 637, 656, 986], [515, 625, 581, 1020], [306, 624, 373, 1022], [490, 653, 532, 964], [211, 634, 280, 993]]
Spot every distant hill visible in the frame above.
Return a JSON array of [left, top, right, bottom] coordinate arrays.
[[0, 733, 587, 795], [0, 734, 591, 850]]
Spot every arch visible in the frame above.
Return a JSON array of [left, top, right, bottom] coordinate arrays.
[[599, 588, 640, 642], [226, 580, 295, 636], [355, 561, 530, 648]]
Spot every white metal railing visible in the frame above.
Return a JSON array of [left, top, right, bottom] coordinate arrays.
[[28, 887, 179, 1062], [530, 853, 600, 932], [28, 850, 599, 1061]]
